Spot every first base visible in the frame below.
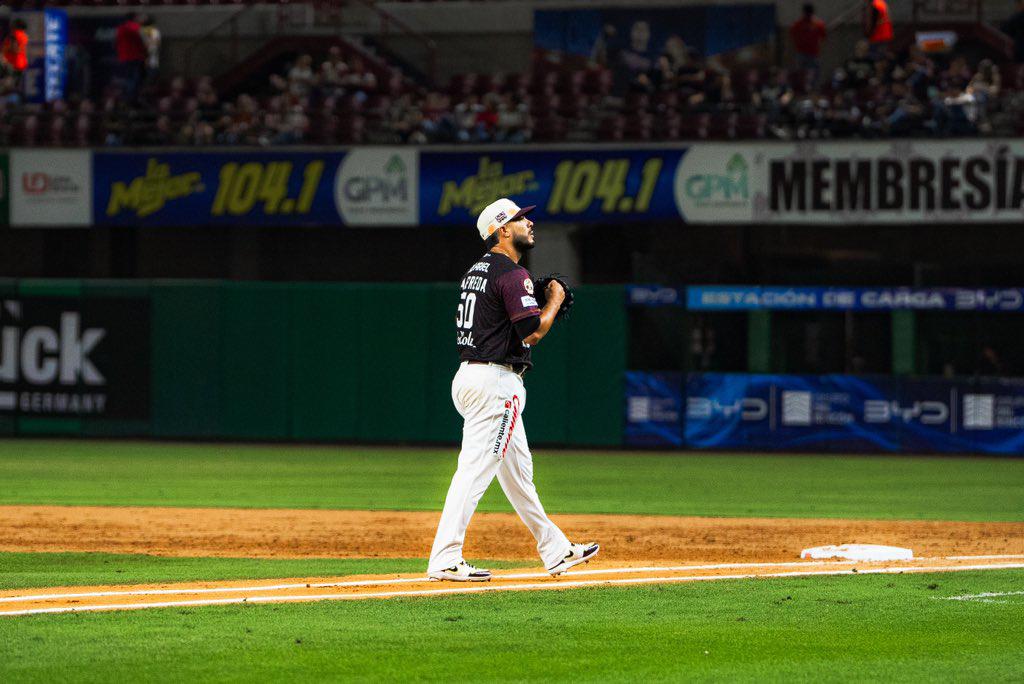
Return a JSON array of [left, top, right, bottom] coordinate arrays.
[[800, 544, 914, 561]]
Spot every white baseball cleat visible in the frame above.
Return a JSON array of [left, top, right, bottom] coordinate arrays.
[[548, 542, 600, 576], [428, 560, 492, 582]]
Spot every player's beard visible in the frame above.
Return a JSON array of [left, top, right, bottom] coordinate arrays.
[[513, 234, 535, 251]]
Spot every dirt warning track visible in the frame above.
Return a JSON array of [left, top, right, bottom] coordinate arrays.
[[2, 505, 1022, 562]]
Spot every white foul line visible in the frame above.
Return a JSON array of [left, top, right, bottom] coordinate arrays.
[[2, 555, 1024, 604], [1, 556, 1012, 604], [936, 590, 1024, 604], [2, 562, 1023, 617], [0, 559, 857, 603]]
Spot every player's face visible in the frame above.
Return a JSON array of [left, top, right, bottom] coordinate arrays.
[[509, 217, 535, 251]]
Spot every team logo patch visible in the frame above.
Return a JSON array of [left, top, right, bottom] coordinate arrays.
[[523, 278, 534, 295], [495, 211, 508, 224], [521, 295, 538, 307]]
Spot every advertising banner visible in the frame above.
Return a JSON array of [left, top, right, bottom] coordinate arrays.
[[675, 140, 1024, 224], [93, 149, 418, 227], [625, 371, 684, 446], [419, 149, 683, 226], [10, 150, 92, 227], [0, 297, 150, 420], [15, 9, 68, 104], [625, 372, 1024, 454], [686, 286, 1024, 312]]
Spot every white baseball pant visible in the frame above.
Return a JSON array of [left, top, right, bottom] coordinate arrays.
[[428, 361, 571, 572]]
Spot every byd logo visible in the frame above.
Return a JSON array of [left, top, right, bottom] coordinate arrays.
[[687, 397, 768, 421]]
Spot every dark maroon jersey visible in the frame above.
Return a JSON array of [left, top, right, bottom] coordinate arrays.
[[456, 252, 541, 368]]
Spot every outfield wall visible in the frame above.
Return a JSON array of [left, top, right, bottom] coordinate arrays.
[[0, 280, 626, 446]]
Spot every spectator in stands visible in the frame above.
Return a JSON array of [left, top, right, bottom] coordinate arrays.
[[339, 55, 377, 104], [0, 74, 20, 105], [863, 0, 893, 56], [1003, 0, 1024, 62], [195, 76, 220, 115], [287, 54, 316, 99], [648, 54, 678, 93], [319, 52, 347, 99], [884, 80, 926, 136], [115, 13, 147, 102], [837, 40, 875, 92], [1, 18, 28, 91], [900, 44, 935, 99], [496, 93, 530, 143], [606, 20, 656, 94], [789, 4, 827, 83], [141, 16, 161, 87], [454, 94, 482, 142], [473, 94, 500, 142]]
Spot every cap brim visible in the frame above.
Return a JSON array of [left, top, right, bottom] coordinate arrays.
[[509, 205, 536, 222]]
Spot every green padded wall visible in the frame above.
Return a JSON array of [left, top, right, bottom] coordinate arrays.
[[220, 282, 293, 439], [289, 284, 362, 441], [6, 280, 627, 447], [151, 282, 224, 437]]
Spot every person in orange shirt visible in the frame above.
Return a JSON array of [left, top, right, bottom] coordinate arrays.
[[863, 0, 893, 56], [2, 19, 28, 89]]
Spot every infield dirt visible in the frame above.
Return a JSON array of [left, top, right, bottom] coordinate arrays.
[[2, 505, 1022, 562]]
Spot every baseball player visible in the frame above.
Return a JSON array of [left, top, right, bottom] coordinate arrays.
[[427, 198, 599, 582]]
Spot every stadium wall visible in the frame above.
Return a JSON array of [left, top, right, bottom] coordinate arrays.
[[0, 279, 626, 447]]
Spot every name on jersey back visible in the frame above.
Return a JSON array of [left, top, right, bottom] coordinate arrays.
[[461, 275, 488, 294]]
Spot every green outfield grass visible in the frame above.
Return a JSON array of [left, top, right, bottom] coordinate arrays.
[[0, 440, 1022, 520], [0, 553, 534, 591], [2, 569, 1022, 682]]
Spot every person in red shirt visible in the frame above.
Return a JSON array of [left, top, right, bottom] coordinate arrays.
[[2, 19, 29, 89], [789, 4, 827, 82], [115, 13, 147, 101], [864, 0, 893, 56]]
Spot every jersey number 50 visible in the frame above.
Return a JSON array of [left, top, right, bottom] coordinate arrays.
[[456, 292, 477, 329]]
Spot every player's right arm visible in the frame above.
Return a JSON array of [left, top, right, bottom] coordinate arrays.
[[521, 280, 564, 345]]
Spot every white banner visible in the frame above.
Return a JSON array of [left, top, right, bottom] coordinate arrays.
[[674, 140, 1024, 224], [333, 148, 418, 226], [10, 149, 92, 227]]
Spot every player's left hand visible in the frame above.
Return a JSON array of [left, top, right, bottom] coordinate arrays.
[[533, 274, 575, 320]]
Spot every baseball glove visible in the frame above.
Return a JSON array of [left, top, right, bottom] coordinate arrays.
[[533, 273, 575, 320]]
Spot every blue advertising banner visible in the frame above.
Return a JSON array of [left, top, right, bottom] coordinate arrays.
[[625, 372, 1024, 454], [93, 149, 418, 227], [419, 149, 683, 226], [686, 286, 1024, 312], [16, 9, 68, 104], [626, 285, 683, 307], [625, 371, 683, 447]]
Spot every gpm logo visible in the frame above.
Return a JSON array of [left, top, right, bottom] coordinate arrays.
[[684, 153, 749, 204], [341, 154, 407, 202]]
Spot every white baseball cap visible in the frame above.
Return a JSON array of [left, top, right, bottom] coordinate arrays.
[[476, 198, 536, 240]]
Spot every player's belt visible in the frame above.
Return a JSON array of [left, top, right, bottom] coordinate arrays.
[[468, 360, 527, 378]]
